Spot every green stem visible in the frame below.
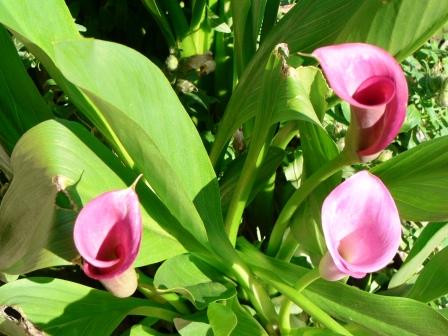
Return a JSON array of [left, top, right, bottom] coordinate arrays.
[[278, 269, 320, 335], [137, 271, 191, 315], [262, 276, 353, 336], [271, 121, 299, 149], [225, 138, 269, 245], [266, 150, 355, 256], [231, 262, 279, 332], [129, 305, 179, 322], [275, 231, 299, 261]]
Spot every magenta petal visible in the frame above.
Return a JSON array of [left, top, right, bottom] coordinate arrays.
[[313, 43, 408, 159], [73, 187, 142, 280], [320, 171, 401, 280]]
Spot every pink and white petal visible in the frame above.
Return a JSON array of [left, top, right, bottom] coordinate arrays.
[[321, 171, 401, 277]]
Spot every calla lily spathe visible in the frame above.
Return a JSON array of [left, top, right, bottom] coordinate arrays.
[[313, 43, 408, 161], [73, 186, 142, 297], [319, 171, 401, 281]]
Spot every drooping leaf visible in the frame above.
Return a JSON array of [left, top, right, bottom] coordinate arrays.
[[407, 246, 448, 302], [53, 38, 229, 257], [389, 222, 448, 288], [0, 26, 52, 153], [0, 0, 130, 166], [154, 254, 236, 310], [0, 120, 184, 274], [238, 239, 448, 336], [372, 136, 448, 221], [0, 278, 177, 336]]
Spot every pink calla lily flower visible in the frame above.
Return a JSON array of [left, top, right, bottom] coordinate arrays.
[[74, 185, 142, 297], [319, 171, 401, 281], [313, 43, 408, 161]]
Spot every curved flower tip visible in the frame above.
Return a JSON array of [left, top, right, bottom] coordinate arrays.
[[313, 43, 408, 161], [319, 171, 401, 281], [73, 186, 142, 297]]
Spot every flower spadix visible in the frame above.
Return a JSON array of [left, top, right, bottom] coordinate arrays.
[[313, 43, 408, 161], [319, 171, 401, 281], [74, 180, 142, 297]]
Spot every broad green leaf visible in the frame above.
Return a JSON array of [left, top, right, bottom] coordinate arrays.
[[389, 222, 448, 288], [407, 246, 448, 302], [237, 239, 448, 336], [174, 312, 212, 336], [210, 0, 448, 163], [0, 26, 51, 153], [4, 209, 76, 275], [372, 136, 448, 221], [154, 254, 236, 310], [0, 0, 130, 166], [333, 0, 448, 60], [0, 278, 177, 336], [208, 298, 268, 336], [208, 302, 237, 336], [0, 120, 184, 274], [53, 38, 225, 254]]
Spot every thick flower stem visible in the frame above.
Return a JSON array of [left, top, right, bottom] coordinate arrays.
[[225, 138, 270, 245], [266, 150, 356, 256], [231, 262, 279, 333], [278, 269, 321, 335], [262, 276, 353, 336]]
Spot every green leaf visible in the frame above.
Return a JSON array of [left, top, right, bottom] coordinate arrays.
[[53, 38, 226, 254], [174, 312, 212, 336], [140, 0, 176, 48], [389, 222, 448, 288], [238, 239, 448, 336], [154, 254, 236, 310], [290, 328, 342, 336], [3, 209, 76, 275], [0, 26, 52, 153], [208, 302, 237, 336], [0, 0, 132, 167], [122, 317, 164, 336], [230, 0, 256, 77], [208, 298, 268, 336], [0, 278, 177, 336], [407, 246, 448, 302], [372, 136, 448, 221], [290, 67, 338, 261], [0, 120, 184, 274], [211, 0, 448, 163], [220, 146, 285, 215]]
